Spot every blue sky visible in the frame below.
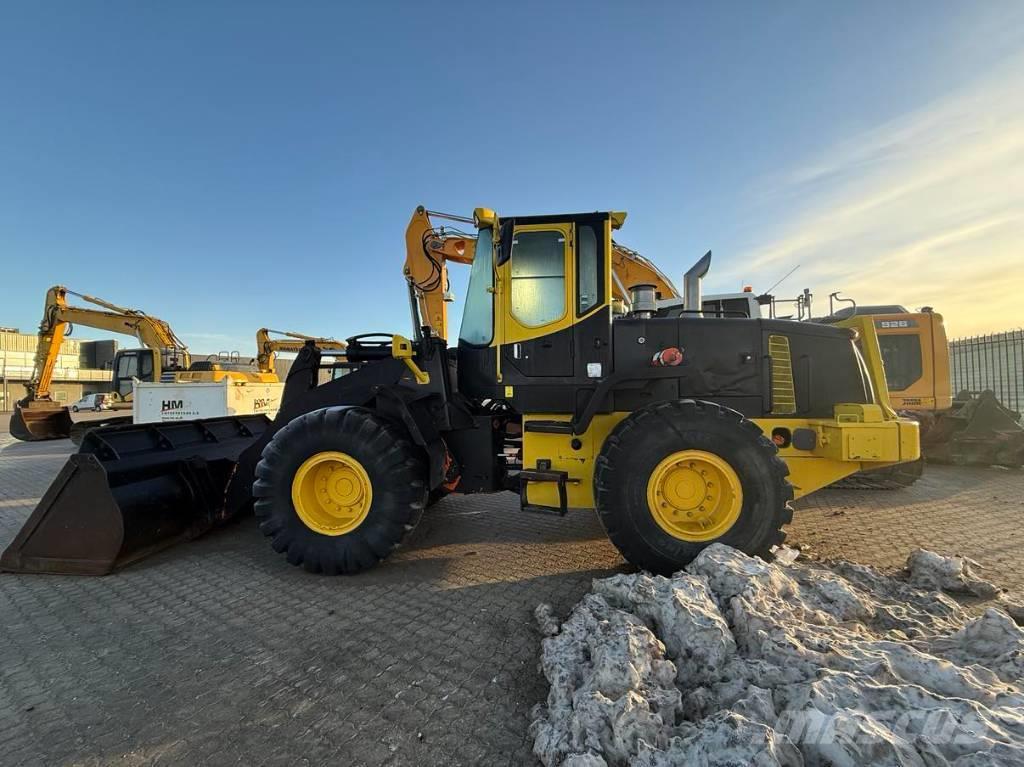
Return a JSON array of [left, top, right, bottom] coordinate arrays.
[[2, 1, 1022, 355]]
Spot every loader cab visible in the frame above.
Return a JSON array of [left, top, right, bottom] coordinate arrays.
[[456, 210, 617, 409]]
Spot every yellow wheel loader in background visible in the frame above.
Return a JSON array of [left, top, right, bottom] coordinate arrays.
[[2, 205, 919, 576]]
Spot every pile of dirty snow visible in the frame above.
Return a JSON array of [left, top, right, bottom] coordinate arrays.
[[530, 545, 1024, 766]]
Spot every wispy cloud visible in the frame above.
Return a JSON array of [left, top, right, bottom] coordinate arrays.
[[726, 55, 1024, 335]]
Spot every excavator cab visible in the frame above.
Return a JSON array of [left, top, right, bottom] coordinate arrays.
[[846, 309, 1023, 467]]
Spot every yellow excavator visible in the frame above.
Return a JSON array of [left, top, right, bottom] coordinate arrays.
[[255, 328, 348, 375], [11, 287, 277, 442], [11, 287, 192, 441], [832, 305, 1024, 473]]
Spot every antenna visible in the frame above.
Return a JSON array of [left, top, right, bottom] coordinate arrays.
[[764, 264, 801, 296]]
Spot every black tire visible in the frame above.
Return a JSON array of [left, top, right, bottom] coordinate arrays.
[[72, 406, 79, 413], [594, 399, 794, 575], [253, 406, 427, 574], [94, 406, 102, 412]]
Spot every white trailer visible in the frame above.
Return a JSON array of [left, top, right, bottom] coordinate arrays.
[[132, 379, 285, 424]]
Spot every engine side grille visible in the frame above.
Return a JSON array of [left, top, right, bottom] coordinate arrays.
[[768, 334, 797, 415]]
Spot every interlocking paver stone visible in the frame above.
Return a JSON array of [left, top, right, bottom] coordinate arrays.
[[1, 434, 1021, 765]]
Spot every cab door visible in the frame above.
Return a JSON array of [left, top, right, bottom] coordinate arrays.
[[500, 222, 574, 377]]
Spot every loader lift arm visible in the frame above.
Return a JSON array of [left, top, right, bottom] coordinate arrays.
[[11, 286, 191, 441]]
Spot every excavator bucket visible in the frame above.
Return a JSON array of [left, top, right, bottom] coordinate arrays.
[[9, 399, 74, 442], [924, 390, 1024, 467], [1, 414, 269, 575]]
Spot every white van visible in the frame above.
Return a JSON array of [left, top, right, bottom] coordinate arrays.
[[71, 393, 111, 412]]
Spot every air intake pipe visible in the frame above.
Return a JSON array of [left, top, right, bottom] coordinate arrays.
[[628, 284, 658, 319], [683, 251, 712, 316]]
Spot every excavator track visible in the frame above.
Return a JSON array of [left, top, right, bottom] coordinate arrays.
[[832, 459, 925, 490]]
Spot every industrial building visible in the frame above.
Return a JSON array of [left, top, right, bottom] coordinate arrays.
[[0, 327, 115, 411]]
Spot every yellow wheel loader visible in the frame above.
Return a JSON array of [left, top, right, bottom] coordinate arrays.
[[2, 206, 919, 576]]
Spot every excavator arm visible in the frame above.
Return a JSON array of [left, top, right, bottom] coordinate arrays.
[[403, 206, 477, 340], [610, 242, 680, 307], [255, 328, 348, 375], [11, 286, 190, 441]]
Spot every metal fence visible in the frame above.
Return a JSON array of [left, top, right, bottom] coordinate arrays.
[[949, 328, 1024, 414]]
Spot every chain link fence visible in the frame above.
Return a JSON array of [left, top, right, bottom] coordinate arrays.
[[949, 328, 1024, 415]]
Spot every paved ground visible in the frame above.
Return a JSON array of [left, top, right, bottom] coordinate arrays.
[[1, 432, 1022, 766]]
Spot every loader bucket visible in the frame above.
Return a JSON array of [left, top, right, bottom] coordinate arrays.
[[1, 414, 270, 575], [9, 399, 74, 442]]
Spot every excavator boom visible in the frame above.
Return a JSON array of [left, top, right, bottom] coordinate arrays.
[[403, 206, 477, 339], [255, 328, 347, 374]]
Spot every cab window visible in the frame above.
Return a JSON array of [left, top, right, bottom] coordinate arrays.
[[511, 230, 565, 326], [576, 224, 602, 315], [459, 226, 494, 345], [878, 334, 923, 391], [116, 353, 138, 379]]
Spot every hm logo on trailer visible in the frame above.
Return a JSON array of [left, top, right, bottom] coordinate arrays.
[[161, 399, 184, 412]]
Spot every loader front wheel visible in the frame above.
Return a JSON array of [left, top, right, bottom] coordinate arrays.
[[594, 400, 794, 575], [253, 406, 427, 575]]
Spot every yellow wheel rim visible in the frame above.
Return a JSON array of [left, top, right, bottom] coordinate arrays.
[[646, 449, 743, 542], [291, 451, 372, 536]]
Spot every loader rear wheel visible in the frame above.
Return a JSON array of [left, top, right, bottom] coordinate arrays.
[[253, 406, 427, 575], [594, 400, 794, 575]]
